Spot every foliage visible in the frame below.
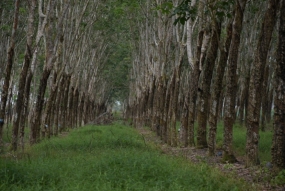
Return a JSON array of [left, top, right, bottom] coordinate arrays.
[[168, 0, 234, 25], [0, 123, 253, 191], [172, 0, 197, 25], [0, 0, 14, 11], [93, 0, 142, 103], [271, 170, 285, 186]]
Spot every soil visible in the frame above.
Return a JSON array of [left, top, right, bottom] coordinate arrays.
[[136, 126, 285, 191]]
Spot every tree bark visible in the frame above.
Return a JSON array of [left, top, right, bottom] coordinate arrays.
[[223, 0, 247, 163], [260, 65, 270, 131], [11, 0, 35, 151], [188, 30, 204, 147], [271, 0, 285, 169], [197, 20, 221, 149], [29, 69, 52, 144], [246, 0, 279, 166], [208, 19, 233, 156], [0, 0, 20, 152]]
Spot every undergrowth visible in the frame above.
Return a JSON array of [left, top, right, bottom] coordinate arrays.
[[0, 122, 254, 191]]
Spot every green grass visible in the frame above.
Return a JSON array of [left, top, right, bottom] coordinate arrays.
[[0, 123, 254, 191], [215, 122, 272, 162]]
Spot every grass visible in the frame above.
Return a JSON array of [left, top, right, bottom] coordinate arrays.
[[0, 122, 254, 191], [215, 121, 273, 162]]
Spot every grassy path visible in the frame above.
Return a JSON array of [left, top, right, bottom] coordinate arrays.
[[0, 123, 254, 191]]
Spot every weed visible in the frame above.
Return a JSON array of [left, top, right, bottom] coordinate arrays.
[[271, 170, 285, 186]]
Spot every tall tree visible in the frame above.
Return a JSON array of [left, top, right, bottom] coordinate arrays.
[[0, 0, 20, 152], [196, 1, 222, 148], [223, 0, 247, 163], [29, 0, 69, 144], [246, 0, 279, 166], [208, 18, 233, 156], [271, 0, 285, 169], [11, 0, 36, 151]]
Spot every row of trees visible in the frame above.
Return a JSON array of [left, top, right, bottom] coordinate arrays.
[[1, 0, 284, 171], [0, 0, 123, 152], [125, 0, 285, 169]]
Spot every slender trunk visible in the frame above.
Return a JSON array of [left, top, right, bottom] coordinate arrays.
[[19, 69, 33, 150], [0, 0, 20, 152], [11, 0, 35, 151], [67, 86, 74, 128], [208, 20, 233, 156], [266, 85, 274, 122], [181, 92, 189, 147], [260, 65, 270, 131], [62, 75, 71, 130], [223, 0, 248, 163], [159, 83, 167, 140], [246, 0, 279, 166], [146, 80, 155, 127], [73, 88, 79, 128], [170, 65, 182, 147], [188, 30, 204, 147], [152, 80, 159, 132], [161, 84, 169, 143], [155, 77, 163, 136], [29, 69, 51, 144], [271, 0, 285, 169], [42, 72, 59, 138], [79, 93, 85, 126], [197, 21, 221, 149]]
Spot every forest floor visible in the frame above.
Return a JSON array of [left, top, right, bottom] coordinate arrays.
[[135, 126, 285, 191]]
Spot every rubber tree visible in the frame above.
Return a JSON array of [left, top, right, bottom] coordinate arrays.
[[271, 0, 285, 170], [223, 0, 247, 163], [208, 17, 233, 156], [0, 0, 20, 152], [11, 0, 36, 151], [29, 0, 70, 144], [246, 0, 280, 166]]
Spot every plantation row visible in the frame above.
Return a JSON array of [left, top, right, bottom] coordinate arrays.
[[124, 0, 285, 170]]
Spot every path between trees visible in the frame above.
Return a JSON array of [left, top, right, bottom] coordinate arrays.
[[135, 126, 285, 191]]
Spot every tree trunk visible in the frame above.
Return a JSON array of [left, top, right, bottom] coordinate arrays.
[[19, 69, 33, 151], [62, 75, 71, 130], [11, 0, 35, 151], [162, 84, 170, 144], [0, 0, 20, 152], [271, 0, 285, 169], [73, 88, 79, 128], [29, 69, 52, 144], [246, 0, 279, 166], [79, 93, 85, 126], [197, 21, 221, 149], [208, 20, 233, 156], [67, 86, 74, 129], [41, 71, 60, 138], [188, 30, 204, 147], [260, 65, 270, 131], [169, 65, 182, 147], [223, 0, 248, 163]]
